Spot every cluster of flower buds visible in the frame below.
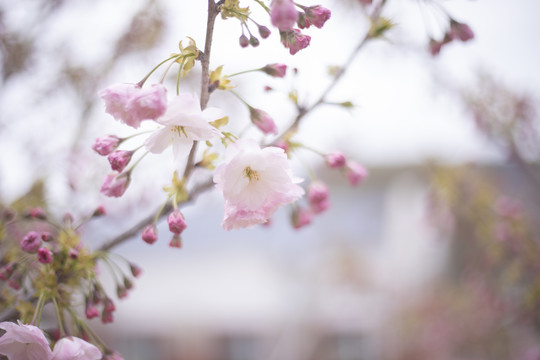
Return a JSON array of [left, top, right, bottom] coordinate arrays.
[[325, 151, 368, 186], [429, 18, 474, 56], [270, 0, 330, 54]]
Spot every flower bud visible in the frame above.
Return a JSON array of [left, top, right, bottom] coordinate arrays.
[[107, 150, 134, 172], [271, 0, 299, 31], [41, 232, 53, 242], [345, 161, 368, 186], [249, 36, 260, 47], [123, 277, 134, 290], [37, 247, 53, 264], [141, 224, 158, 244], [249, 107, 278, 135], [8, 273, 22, 290], [92, 135, 121, 156], [258, 25, 271, 39], [168, 210, 187, 235], [92, 205, 106, 217], [239, 34, 249, 48], [449, 19, 474, 42], [261, 63, 287, 78], [129, 262, 142, 277], [69, 248, 79, 259], [23, 207, 47, 220], [292, 207, 312, 229], [308, 181, 330, 214], [100, 172, 130, 198], [325, 151, 346, 168], [169, 234, 182, 248], [0, 262, 16, 281], [21, 231, 41, 253], [116, 284, 128, 299], [85, 300, 99, 319]]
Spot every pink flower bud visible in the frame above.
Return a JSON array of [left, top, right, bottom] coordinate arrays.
[[261, 63, 287, 78], [129, 263, 142, 277], [8, 273, 22, 290], [169, 234, 182, 248], [69, 248, 79, 259], [271, 0, 299, 31], [21, 231, 41, 253], [345, 161, 368, 186], [249, 107, 279, 135], [300, 6, 331, 29], [308, 181, 330, 214], [292, 207, 312, 229], [107, 150, 134, 172], [280, 29, 311, 55], [116, 284, 128, 299], [101, 311, 114, 324], [100, 172, 130, 197], [85, 301, 99, 319], [239, 34, 249, 48], [123, 277, 134, 290], [92, 205, 106, 217], [450, 20, 474, 42], [23, 207, 47, 220], [92, 135, 121, 156], [41, 232, 53, 242], [104, 297, 115, 312], [325, 151, 347, 168], [0, 262, 16, 281], [37, 247, 53, 264], [141, 224, 158, 244], [167, 210, 187, 235], [258, 25, 271, 39]]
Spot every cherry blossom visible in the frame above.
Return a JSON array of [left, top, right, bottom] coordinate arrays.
[[99, 83, 167, 129], [145, 93, 224, 158], [51, 336, 102, 360], [213, 139, 304, 230], [0, 321, 53, 360]]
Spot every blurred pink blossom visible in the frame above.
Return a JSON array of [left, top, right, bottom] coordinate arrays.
[[0, 321, 53, 360], [214, 139, 304, 230]]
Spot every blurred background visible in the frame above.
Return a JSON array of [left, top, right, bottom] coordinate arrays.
[[1, 0, 540, 359]]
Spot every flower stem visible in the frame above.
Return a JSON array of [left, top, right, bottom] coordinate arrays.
[[30, 291, 47, 326], [52, 297, 66, 337], [138, 54, 180, 87]]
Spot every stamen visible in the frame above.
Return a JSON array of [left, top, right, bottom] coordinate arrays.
[[243, 166, 260, 181]]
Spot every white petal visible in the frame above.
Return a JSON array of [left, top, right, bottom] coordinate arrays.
[[145, 127, 173, 154]]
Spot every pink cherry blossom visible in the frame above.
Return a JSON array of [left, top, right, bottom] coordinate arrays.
[[213, 139, 304, 230], [280, 29, 311, 55], [145, 93, 224, 158], [270, 0, 299, 31], [126, 84, 167, 122], [299, 6, 331, 29], [21, 231, 41, 253], [0, 321, 53, 360], [100, 173, 130, 197], [99, 83, 167, 128], [249, 107, 278, 135], [51, 336, 101, 360], [92, 135, 121, 156], [345, 161, 368, 186], [261, 63, 287, 77]]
